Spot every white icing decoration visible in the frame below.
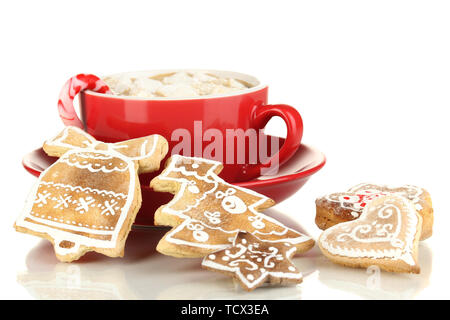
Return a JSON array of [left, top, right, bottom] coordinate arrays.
[[158, 155, 312, 250], [40, 181, 128, 198], [202, 235, 301, 290], [186, 223, 209, 242], [77, 153, 114, 160], [325, 192, 386, 215], [204, 211, 221, 224], [16, 149, 136, 254], [15, 132, 162, 258], [74, 196, 95, 214], [221, 195, 247, 214], [29, 211, 114, 231], [335, 204, 401, 243], [248, 216, 266, 229], [140, 140, 148, 157], [45, 126, 160, 161], [214, 188, 248, 213], [53, 195, 72, 209], [36, 192, 50, 205], [59, 153, 129, 173], [347, 183, 424, 210], [101, 199, 119, 216], [112, 135, 159, 161], [320, 196, 420, 266], [188, 185, 200, 194], [44, 126, 98, 150]]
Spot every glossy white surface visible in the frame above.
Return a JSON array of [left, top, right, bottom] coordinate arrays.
[[2, 198, 439, 300], [1, 0, 449, 299]]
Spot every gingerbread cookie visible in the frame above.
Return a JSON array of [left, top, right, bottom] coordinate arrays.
[[202, 232, 303, 291], [15, 127, 168, 262], [318, 195, 422, 273], [150, 155, 314, 258], [315, 183, 433, 240]]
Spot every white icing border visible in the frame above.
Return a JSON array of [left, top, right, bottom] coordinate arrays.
[[320, 196, 420, 265], [15, 149, 136, 257], [59, 154, 129, 173], [347, 183, 425, 211], [37, 181, 128, 198], [159, 155, 312, 249], [45, 126, 98, 150], [202, 237, 302, 290], [45, 126, 160, 161]]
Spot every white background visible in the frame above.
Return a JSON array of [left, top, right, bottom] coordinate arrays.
[[0, 0, 449, 299]]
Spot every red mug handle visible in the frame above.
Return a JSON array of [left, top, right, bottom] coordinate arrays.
[[251, 104, 303, 176], [58, 74, 111, 128]]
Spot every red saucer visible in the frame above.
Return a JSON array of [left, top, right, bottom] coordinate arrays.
[[22, 138, 325, 227]]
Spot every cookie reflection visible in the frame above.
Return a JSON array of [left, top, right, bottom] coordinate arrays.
[[17, 228, 167, 299], [310, 243, 432, 299], [157, 276, 303, 300]]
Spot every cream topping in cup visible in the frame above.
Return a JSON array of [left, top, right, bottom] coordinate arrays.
[[103, 71, 251, 98]]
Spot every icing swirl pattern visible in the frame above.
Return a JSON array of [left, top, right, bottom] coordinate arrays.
[[151, 155, 314, 257], [315, 182, 433, 240], [319, 195, 422, 273], [202, 232, 302, 291]]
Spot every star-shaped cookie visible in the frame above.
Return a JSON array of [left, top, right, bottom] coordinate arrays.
[[319, 195, 422, 273], [150, 155, 314, 258], [315, 183, 433, 240], [202, 232, 303, 291]]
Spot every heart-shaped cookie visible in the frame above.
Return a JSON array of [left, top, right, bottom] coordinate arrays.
[[315, 183, 433, 240], [318, 195, 422, 273]]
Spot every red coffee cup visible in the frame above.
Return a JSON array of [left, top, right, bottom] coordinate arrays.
[[58, 70, 303, 182]]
